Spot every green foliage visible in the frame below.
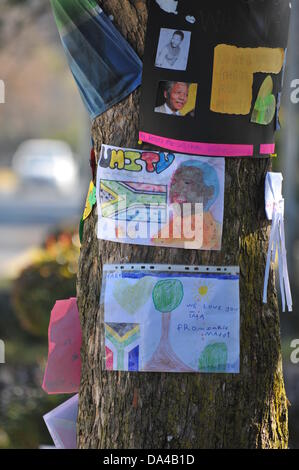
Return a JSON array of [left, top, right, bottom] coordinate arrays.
[[152, 279, 184, 313], [11, 228, 79, 338], [12, 261, 75, 337], [0, 226, 80, 448], [0, 285, 69, 449], [0, 392, 67, 449]]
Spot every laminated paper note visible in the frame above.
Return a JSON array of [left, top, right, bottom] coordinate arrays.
[[44, 394, 78, 449], [139, 0, 290, 157], [102, 265, 240, 373], [97, 145, 225, 250], [42, 298, 82, 395]]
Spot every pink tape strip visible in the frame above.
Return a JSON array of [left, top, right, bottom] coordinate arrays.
[[139, 131, 254, 157], [260, 143, 275, 154]]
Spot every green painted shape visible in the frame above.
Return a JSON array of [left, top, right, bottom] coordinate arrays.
[[198, 342, 228, 372], [79, 217, 84, 244], [105, 325, 140, 371], [113, 278, 154, 315], [105, 329, 140, 349], [152, 279, 184, 313], [88, 186, 97, 206], [101, 180, 166, 218], [50, 0, 99, 32], [251, 75, 276, 125], [117, 349, 125, 370]]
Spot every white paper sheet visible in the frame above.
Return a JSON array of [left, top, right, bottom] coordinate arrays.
[[43, 395, 78, 449], [263, 172, 292, 312], [97, 145, 225, 250], [102, 265, 240, 374], [265, 172, 283, 220]]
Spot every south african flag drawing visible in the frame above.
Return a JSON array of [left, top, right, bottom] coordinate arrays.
[[105, 323, 140, 371]]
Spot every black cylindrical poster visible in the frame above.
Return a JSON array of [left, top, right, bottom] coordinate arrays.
[[139, 0, 291, 157]]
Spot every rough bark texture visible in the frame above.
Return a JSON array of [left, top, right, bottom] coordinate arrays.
[[77, 0, 288, 449]]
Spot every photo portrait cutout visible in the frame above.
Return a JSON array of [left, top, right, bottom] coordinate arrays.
[[155, 28, 191, 71], [154, 81, 198, 117]]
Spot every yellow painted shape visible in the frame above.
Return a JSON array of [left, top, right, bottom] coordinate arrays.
[[210, 45, 285, 115], [124, 151, 143, 172], [100, 181, 120, 209], [105, 323, 140, 343], [83, 181, 95, 221], [181, 83, 198, 116], [110, 149, 125, 170], [198, 285, 208, 296]]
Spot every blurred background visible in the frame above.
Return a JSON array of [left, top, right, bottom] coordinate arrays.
[[0, 0, 89, 448], [0, 0, 298, 449]]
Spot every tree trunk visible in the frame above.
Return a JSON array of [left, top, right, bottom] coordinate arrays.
[[77, 0, 288, 449]]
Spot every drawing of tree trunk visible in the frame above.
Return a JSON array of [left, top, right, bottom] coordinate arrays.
[[144, 279, 193, 372], [77, 0, 289, 449]]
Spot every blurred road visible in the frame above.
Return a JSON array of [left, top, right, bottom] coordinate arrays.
[[0, 184, 83, 224], [0, 180, 85, 279]]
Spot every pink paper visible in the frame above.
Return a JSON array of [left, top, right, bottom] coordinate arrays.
[[42, 298, 82, 394], [140, 131, 276, 158], [260, 143, 275, 155], [44, 394, 78, 449], [139, 131, 254, 157]]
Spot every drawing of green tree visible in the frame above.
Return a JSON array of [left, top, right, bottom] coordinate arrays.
[[198, 342, 228, 372], [144, 279, 193, 372]]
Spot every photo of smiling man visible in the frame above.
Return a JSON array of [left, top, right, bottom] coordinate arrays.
[[154, 81, 197, 117]]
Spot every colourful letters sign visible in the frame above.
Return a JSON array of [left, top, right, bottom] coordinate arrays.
[[97, 145, 225, 250]]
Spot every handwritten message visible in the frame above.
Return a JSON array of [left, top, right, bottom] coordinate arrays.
[[210, 45, 285, 115], [102, 267, 240, 373]]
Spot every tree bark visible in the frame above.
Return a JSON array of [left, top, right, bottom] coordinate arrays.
[[77, 0, 288, 449]]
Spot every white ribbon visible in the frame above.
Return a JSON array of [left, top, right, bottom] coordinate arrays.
[[263, 173, 292, 312]]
